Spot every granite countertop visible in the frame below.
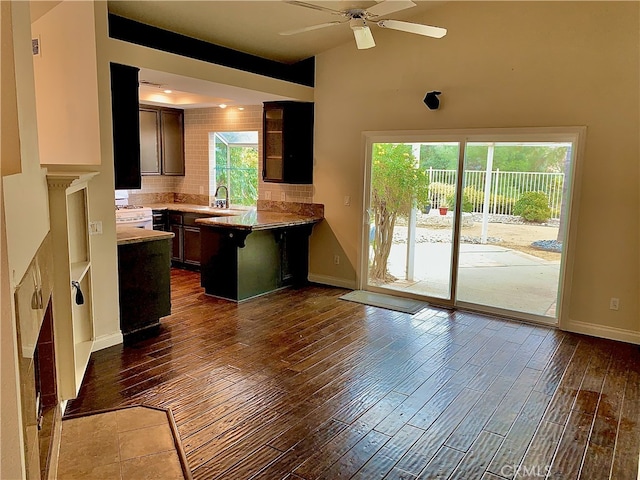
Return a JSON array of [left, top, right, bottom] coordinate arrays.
[[144, 203, 248, 217], [116, 227, 174, 246], [195, 210, 323, 231]]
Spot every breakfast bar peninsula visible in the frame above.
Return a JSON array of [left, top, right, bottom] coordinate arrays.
[[196, 201, 324, 302]]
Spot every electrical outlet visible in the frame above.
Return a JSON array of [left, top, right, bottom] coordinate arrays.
[[344, 196, 351, 206], [281, 191, 287, 201], [264, 191, 271, 200], [89, 221, 102, 235], [609, 297, 619, 310], [333, 255, 340, 265], [32, 36, 41, 56], [199, 185, 204, 194]]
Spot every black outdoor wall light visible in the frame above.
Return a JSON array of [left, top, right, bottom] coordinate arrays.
[[424, 91, 441, 110]]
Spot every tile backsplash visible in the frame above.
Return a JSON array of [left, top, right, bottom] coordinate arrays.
[[127, 104, 313, 206], [127, 192, 210, 205], [259, 184, 314, 204]]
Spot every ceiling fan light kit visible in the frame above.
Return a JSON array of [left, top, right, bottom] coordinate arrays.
[[281, 0, 447, 50], [350, 18, 376, 50]]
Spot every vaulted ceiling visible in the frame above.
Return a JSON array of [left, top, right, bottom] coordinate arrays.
[[31, 1, 445, 107], [107, 1, 444, 64]]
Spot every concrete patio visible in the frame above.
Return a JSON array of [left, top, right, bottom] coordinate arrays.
[[378, 239, 561, 320]]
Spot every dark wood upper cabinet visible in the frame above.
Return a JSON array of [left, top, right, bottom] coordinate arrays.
[[160, 109, 185, 175], [139, 104, 185, 176], [110, 63, 141, 189], [139, 107, 161, 175], [262, 101, 313, 184]]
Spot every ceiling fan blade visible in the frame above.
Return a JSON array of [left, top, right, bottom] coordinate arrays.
[[280, 21, 343, 36], [377, 19, 447, 38], [284, 1, 346, 16], [366, 0, 416, 18]]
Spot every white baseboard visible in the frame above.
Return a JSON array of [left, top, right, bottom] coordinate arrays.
[[308, 273, 357, 290], [92, 331, 123, 352], [564, 319, 640, 345]]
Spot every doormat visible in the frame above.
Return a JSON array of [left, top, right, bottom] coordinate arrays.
[[340, 290, 428, 314], [59, 405, 192, 479]]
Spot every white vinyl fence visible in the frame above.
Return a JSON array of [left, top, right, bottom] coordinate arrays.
[[427, 168, 565, 218]]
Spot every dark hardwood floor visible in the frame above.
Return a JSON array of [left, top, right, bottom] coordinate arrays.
[[67, 269, 640, 479]]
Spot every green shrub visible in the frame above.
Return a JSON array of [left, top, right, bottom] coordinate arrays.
[[463, 186, 483, 212], [429, 183, 521, 214], [489, 194, 515, 214], [429, 182, 454, 208], [513, 191, 551, 222], [446, 187, 474, 212]]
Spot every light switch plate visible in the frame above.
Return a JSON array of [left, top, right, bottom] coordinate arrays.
[[89, 221, 102, 235], [281, 192, 287, 201]]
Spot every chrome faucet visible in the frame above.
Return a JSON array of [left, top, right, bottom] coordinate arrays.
[[213, 185, 229, 209]]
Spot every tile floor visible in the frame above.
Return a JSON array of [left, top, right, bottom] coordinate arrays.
[[57, 406, 189, 480]]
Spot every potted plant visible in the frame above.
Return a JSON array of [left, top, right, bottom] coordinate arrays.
[[438, 199, 449, 215]]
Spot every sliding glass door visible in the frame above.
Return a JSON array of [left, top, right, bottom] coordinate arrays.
[[454, 140, 570, 319], [366, 140, 461, 303], [362, 129, 583, 324]]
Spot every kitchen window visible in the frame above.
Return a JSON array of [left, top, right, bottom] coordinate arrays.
[[210, 131, 259, 206]]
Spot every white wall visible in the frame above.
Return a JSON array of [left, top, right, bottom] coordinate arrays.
[[1, 2, 49, 478], [3, 0, 49, 285], [32, 1, 101, 165], [0, 187, 24, 480], [310, 1, 640, 341]]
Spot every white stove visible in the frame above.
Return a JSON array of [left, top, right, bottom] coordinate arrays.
[[115, 190, 153, 229]]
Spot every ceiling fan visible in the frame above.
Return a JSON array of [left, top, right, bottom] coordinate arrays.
[[280, 0, 447, 50]]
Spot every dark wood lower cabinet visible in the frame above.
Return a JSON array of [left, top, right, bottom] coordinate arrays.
[[183, 226, 201, 266], [170, 223, 182, 264], [168, 211, 208, 270], [117, 238, 171, 342], [152, 209, 168, 231]]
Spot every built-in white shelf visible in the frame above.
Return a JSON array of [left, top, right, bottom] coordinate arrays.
[[74, 340, 93, 392], [70, 261, 90, 283], [46, 171, 98, 400]]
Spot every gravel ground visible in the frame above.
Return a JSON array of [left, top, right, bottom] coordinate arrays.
[[392, 217, 563, 261]]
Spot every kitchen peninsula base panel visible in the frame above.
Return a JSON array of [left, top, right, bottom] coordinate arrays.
[[117, 238, 171, 342], [200, 225, 312, 302]]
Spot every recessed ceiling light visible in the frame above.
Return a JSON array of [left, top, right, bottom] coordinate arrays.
[[219, 104, 227, 109], [163, 89, 172, 94], [238, 107, 245, 111]]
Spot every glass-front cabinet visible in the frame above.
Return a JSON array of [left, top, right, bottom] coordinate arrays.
[[262, 101, 314, 184], [264, 107, 284, 181]]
